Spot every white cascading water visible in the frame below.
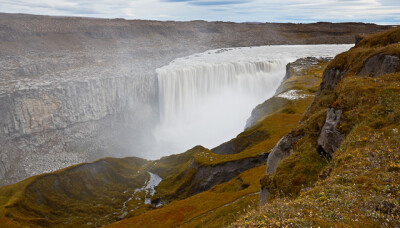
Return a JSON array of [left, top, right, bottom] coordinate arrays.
[[151, 45, 353, 157], [158, 60, 286, 125]]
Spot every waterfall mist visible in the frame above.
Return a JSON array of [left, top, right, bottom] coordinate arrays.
[[144, 45, 353, 159], [155, 60, 286, 154]]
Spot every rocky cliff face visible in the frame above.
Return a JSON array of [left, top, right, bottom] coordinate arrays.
[[0, 13, 391, 186], [0, 72, 158, 185]]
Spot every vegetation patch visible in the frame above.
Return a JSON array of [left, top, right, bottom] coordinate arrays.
[[232, 27, 400, 227]]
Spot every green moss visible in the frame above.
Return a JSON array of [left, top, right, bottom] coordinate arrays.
[[105, 166, 266, 228], [233, 27, 400, 227], [0, 157, 150, 227], [329, 27, 400, 75], [263, 135, 329, 198], [356, 26, 400, 48]]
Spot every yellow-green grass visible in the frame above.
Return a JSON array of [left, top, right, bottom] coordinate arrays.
[[105, 165, 266, 228], [232, 123, 400, 227], [329, 27, 400, 75], [0, 157, 150, 227], [232, 27, 400, 227]]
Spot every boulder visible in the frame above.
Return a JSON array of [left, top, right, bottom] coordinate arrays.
[[259, 133, 299, 205], [316, 68, 346, 96], [317, 108, 344, 158], [265, 133, 299, 173]]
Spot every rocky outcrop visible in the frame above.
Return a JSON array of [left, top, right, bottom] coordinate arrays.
[[280, 57, 326, 83], [153, 151, 268, 203], [358, 54, 400, 77], [265, 133, 300, 173], [259, 133, 299, 205], [317, 108, 344, 158], [191, 153, 268, 194], [316, 68, 346, 95], [212, 130, 270, 155]]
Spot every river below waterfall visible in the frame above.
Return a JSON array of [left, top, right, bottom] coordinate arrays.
[[148, 44, 353, 158]]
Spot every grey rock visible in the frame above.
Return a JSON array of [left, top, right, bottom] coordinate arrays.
[[317, 108, 344, 158], [358, 54, 400, 77], [191, 153, 268, 195], [280, 57, 323, 84], [316, 68, 346, 96], [266, 133, 299, 174], [259, 187, 269, 206], [0, 73, 158, 186], [259, 133, 299, 205]]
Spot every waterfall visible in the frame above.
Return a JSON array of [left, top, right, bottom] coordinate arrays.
[[150, 44, 354, 157], [157, 60, 287, 126]]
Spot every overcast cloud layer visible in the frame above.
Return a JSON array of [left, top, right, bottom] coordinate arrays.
[[0, 0, 399, 24]]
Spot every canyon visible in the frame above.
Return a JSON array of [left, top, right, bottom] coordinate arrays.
[[0, 12, 391, 186], [0, 23, 398, 227]]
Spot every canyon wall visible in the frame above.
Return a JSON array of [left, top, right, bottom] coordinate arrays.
[[0, 13, 391, 185]]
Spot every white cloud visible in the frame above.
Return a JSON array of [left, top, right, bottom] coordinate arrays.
[[0, 0, 398, 24]]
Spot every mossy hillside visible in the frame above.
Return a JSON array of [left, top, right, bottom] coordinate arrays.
[[232, 118, 400, 227], [261, 28, 400, 200], [260, 107, 333, 198], [149, 144, 265, 204], [328, 26, 400, 75], [149, 146, 204, 203], [0, 157, 150, 227], [105, 165, 266, 228], [233, 28, 400, 226]]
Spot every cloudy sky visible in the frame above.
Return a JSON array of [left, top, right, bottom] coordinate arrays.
[[0, 0, 399, 24]]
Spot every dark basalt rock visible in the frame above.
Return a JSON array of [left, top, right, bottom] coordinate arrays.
[[259, 133, 300, 205], [358, 54, 400, 77], [316, 68, 346, 96], [317, 108, 344, 158], [191, 153, 268, 195], [212, 130, 270, 155]]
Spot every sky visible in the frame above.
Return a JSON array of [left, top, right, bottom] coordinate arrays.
[[0, 0, 399, 24]]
